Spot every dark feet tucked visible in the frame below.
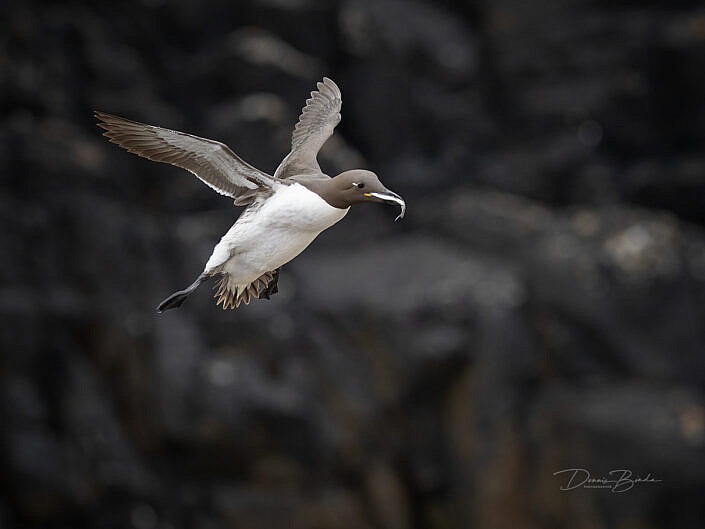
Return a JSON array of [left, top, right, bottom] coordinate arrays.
[[260, 268, 280, 300], [157, 274, 212, 313]]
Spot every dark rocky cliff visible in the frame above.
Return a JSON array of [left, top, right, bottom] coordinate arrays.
[[2, 1, 705, 528]]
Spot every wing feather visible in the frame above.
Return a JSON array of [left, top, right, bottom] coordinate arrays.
[[274, 77, 342, 179], [95, 111, 277, 205]]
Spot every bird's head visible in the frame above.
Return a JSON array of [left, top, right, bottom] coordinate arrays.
[[332, 169, 406, 221]]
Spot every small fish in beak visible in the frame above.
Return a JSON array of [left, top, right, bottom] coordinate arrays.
[[365, 190, 406, 221]]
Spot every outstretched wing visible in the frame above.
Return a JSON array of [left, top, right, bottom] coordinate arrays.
[[274, 77, 342, 179], [95, 111, 278, 205]]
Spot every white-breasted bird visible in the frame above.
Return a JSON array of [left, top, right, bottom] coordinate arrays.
[[95, 78, 405, 311]]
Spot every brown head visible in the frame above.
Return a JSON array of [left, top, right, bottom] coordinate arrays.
[[308, 169, 406, 220]]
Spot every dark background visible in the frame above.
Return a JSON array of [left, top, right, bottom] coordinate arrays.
[[2, 0, 705, 528]]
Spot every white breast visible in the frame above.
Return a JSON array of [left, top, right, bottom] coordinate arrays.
[[259, 182, 349, 232], [204, 183, 348, 283]]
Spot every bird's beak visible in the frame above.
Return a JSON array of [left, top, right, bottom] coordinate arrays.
[[364, 190, 406, 221]]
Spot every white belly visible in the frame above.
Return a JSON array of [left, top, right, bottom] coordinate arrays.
[[204, 183, 348, 285]]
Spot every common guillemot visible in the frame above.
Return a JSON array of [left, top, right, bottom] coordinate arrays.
[[95, 77, 405, 311]]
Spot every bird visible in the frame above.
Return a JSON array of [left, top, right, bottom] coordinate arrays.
[[95, 77, 405, 312]]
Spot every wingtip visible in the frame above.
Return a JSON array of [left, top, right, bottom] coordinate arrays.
[[94, 110, 117, 129], [94, 111, 111, 132], [322, 76, 341, 97], [94, 109, 111, 120], [93, 110, 145, 129]]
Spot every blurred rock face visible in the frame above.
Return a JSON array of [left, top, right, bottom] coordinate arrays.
[[2, 0, 705, 528]]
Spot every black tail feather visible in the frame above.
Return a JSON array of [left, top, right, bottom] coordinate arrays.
[[157, 274, 211, 313]]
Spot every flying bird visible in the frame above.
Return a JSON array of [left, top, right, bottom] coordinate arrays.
[[95, 77, 405, 311]]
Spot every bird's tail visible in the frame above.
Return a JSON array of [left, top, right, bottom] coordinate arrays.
[[157, 273, 212, 313]]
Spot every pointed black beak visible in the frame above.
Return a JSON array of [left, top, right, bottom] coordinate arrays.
[[365, 190, 406, 221]]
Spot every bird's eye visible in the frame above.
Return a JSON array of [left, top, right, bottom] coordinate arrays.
[[353, 182, 365, 189]]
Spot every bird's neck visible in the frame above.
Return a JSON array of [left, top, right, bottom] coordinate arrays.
[[299, 176, 348, 209]]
